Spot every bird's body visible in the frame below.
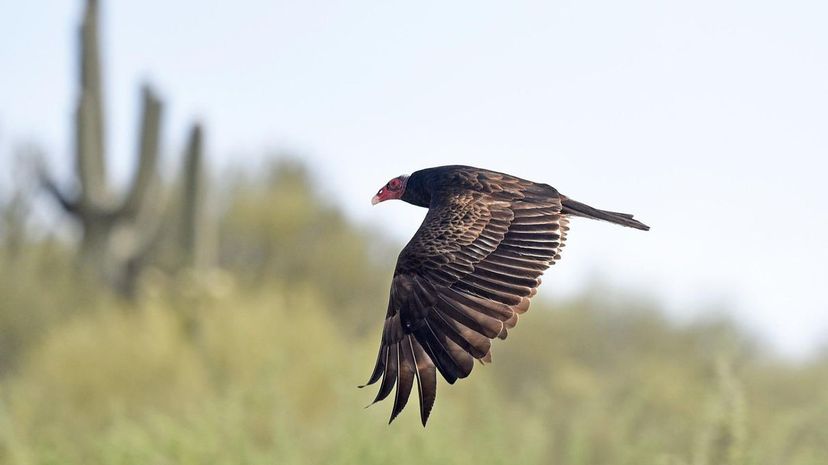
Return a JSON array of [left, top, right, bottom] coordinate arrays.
[[364, 165, 649, 425]]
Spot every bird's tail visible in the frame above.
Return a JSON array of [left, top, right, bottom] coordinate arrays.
[[561, 196, 650, 231]]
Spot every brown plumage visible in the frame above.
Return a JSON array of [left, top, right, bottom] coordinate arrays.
[[364, 165, 649, 425]]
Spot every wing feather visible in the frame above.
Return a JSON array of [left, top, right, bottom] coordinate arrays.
[[371, 343, 398, 404], [360, 345, 388, 388], [390, 341, 416, 423], [428, 308, 491, 359], [435, 292, 505, 338], [410, 337, 437, 425]]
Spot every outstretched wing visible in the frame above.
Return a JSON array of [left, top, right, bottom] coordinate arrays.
[[362, 179, 569, 425]]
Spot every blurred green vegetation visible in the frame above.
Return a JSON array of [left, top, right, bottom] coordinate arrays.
[[1, 160, 827, 465]]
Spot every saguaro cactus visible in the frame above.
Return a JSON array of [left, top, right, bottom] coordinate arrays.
[[43, 0, 208, 298]]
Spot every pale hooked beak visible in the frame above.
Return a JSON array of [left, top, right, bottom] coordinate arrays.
[[371, 195, 380, 206]]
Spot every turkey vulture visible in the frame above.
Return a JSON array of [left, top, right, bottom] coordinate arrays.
[[363, 165, 649, 425]]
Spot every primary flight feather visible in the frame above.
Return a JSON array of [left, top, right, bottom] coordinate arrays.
[[362, 165, 649, 425]]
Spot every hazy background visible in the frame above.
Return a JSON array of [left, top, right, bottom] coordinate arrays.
[[1, 1, 827, 464]]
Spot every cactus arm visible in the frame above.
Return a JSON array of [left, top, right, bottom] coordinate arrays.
[[40, 176, 81, 215], [76, 0, 107, 207], [120, 86, 162, 218], [179, 123, 203, 266]]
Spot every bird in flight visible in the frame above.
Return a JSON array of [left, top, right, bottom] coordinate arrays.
[[362, 165, 649, 425]]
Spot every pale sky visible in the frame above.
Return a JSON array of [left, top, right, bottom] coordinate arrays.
[[1, 0, 827, 357]]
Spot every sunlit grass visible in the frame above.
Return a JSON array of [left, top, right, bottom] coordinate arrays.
[[0, 283, 826, 465]]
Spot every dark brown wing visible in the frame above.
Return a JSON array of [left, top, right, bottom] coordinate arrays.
[[362, 176, 568, 425]]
